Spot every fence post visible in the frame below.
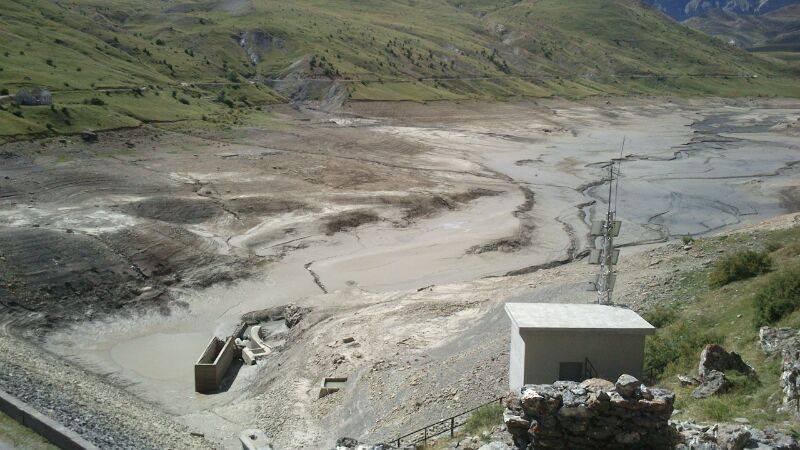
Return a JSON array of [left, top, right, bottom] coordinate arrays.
[[450, 417, 455, 437], [424, 427, 427, 444]]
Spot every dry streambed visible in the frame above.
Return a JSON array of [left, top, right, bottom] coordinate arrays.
[[0, 99, 798, 448]]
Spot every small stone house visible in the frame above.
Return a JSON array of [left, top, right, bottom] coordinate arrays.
[[505, 303, 655, 390], [15, 87, 52, 106]]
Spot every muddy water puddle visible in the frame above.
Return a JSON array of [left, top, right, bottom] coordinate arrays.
[[109, 332, 206, 381], [45, 190, 533, 412]]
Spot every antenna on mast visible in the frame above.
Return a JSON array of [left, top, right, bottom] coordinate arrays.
[[613, 137, 625, 216], [588, 138, 625, 304]]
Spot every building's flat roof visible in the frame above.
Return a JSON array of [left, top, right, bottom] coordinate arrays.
[[504, 303, 655, 334]]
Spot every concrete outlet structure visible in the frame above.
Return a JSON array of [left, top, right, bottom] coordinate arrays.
[[505, 303, 655, 390], [241, 325, 272, 365], [195, 336, 237, 393], [319, 377, 347, 398]]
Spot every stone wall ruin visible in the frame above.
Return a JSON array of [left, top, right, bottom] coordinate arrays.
[[503, 375, 676, 449]]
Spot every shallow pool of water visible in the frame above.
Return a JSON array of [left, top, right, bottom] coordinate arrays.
[[109, 332, 208, 382]]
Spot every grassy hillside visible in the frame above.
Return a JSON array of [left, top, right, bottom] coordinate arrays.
[[1, 0, 799, 141], [644, 225, 800, 428]]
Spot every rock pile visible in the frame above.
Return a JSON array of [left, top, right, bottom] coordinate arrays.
[[240, 303, 310, 329], [503, 375, 676, 449], [445, 425, 513, 450], [502, 375, 800, 449], [759, 327, 800, 355], [673, 421, 799, 450], [334, 437, 389, 450], [691, 344, 756, 399], [759, 327, 800, 415], [698, 344, 756, 378]]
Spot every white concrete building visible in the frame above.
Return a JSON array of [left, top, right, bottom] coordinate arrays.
[[505, 303, 655, 390]]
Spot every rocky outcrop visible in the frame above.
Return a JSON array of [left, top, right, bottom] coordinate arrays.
[[759, 327, 800, 355], [503, 375, 676, 449], [780, 348, 800, 415], [690, 344, 755, 399], [241, 303, 310, 329], [691, 370, 729, 399], [678, 374, 700, 386], [236, 31, 285, 65], [643, 0, 798, 20], [284, 303, 309, 328], [445, 425, 513, 450], [698, 344, 756, 379], [760, 327, 800, 415], [333, 437, 389, 450], [673, 421, 799, 450]]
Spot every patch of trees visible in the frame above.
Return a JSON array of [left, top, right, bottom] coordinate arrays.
[[84, 97, 105, 106], [309, 55, 340, 78], [482, 48, 511, 73]]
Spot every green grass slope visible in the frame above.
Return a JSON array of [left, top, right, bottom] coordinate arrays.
[[1, 0, 799, 140], [644, 225, 800, 428]]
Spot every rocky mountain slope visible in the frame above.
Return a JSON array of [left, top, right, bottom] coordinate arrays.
[[644, 0, 800, 20], [644, 0, 800, 57], [684, 4, 800, 50]]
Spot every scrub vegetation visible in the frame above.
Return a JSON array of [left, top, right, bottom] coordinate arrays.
[[463, 403, 505, 436], [708, 249, 772, 288], [644, 226, 800, 427]]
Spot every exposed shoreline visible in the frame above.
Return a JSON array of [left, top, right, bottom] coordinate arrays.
[[1, 97, 799, 448]]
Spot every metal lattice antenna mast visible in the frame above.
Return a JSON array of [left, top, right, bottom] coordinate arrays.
[[591, 138, 625, 304], [613, 138, 625, 216]]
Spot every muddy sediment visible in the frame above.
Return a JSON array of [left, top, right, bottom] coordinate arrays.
[[0, 98, 798, 448]]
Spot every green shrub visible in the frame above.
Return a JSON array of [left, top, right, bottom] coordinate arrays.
[[753, 263, 800, 328], [84, 97, 105, 106], [644, 321, 723, 380], [775, 242, 800, 259], [765, 239, 783, 252], [709, 250, 772, 288], [644, 306, 678, 328], [463, 403, 503, 436], [682, 235, 694, 245], [0, 88, 8, 95]]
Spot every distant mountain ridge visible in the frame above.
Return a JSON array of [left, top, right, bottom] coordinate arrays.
[[645, 0, 800, 20]]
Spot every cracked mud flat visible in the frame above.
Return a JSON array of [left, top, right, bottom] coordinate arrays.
[[1, 98, 799, 448]]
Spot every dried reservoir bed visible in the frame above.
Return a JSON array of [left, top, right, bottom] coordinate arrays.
[[0, 98, 799, 448]]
